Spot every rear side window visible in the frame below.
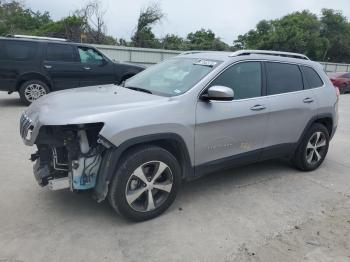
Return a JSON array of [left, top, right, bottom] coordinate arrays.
[[266, 62, 303, 95], [46, 44, 75, 62], [0, 40, 38, 61], [210, 61, 262, 100], [302, 66, 323, 89]]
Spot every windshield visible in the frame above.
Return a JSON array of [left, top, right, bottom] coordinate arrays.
[[125, 58, 221, 96]]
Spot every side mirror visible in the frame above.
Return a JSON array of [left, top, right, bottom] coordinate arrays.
[[202, 86, 234, 101], [101, 58, 108, 65]]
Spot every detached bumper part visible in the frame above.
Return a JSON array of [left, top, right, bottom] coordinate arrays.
[[48, 177, 70, 191], [33, 161, 50, 186]]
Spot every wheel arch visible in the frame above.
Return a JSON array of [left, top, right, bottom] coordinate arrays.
[[94, 133, 194, 202], [314, 117, 333, 137], [16, 72, 52, 91], [298, 114, 334, 146]]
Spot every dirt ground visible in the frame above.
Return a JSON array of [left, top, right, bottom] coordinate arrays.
[[0, 92, 350, 262]]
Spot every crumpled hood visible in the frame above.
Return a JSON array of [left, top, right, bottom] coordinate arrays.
[[25, 84, 167, 126]]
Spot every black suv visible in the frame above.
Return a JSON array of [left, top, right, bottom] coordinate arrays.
[[0, 35, 145, 105]]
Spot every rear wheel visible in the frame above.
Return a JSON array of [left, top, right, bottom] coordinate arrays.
[[19, 80, 50, 105], [108, 145, 181, 221], [293, 123, 330, 171]]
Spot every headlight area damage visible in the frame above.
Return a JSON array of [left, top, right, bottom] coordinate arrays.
[[31, 123, 109, 194]]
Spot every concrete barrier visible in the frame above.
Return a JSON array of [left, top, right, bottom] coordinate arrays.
[[94, 44, 350, 72]]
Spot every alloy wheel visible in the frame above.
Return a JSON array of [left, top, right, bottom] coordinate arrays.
[[24, 83, 47, 102], [125, 161, 173, 212], [306, 131, 327, 165]]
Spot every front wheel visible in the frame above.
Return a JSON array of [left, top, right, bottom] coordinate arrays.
[[293, 123, 330, 171], [19, 80, 50, 105], [108, 145, 181, 221]]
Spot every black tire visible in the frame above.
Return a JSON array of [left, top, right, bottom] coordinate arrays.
[[108, 145, 181, 222], [292, 123, 330, 171], [19, 80, 50, 106]]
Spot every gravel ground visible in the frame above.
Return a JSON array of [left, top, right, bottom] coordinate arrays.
[[0, 92, 349, 262]]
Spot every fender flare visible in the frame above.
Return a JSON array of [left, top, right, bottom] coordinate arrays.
[[15, 72, 52, 92], [296, 113, 334, 146]]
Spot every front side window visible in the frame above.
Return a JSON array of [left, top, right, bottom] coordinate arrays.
[[78, 47, 104, 64], [46, 44, 75, 62], [1, 41, 37, 61], [302, 66, 323, 89], [125, 58, 220, 96], [267, 62, 303, 95], [209, 62, 262, 100]]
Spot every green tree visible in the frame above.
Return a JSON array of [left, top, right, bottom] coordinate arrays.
[[0, 0, 115, 44], [234, 11, 331, 61], [161, 34, 185, 50], [131, 3, 163, 48], [186, 29, 229, 51], [0, 0, 51, 35], [320, 9, 350, 62], [35, 15, 85, 42]]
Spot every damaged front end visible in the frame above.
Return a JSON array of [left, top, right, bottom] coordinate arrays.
[[25, 122, 109, 193]]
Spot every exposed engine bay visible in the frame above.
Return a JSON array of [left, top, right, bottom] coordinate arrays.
[[31, 123, 106, 191]]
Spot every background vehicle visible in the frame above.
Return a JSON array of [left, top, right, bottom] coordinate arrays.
[[0, 35, 145, 105], [329, 72, 350, 94], [20, 50, 338, 221]]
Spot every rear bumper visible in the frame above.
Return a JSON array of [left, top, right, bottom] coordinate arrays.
[[331, 125, 337, 139]]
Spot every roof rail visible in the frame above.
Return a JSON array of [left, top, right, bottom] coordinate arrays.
[[230, 50, 310, 60], [6, 34, 69, 42]]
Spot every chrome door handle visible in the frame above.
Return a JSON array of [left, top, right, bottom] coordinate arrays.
[[250, 105, 266, 111], [43, 65, 52, 69], [83, 66, 91, 70], [303, 97, 314, 103]]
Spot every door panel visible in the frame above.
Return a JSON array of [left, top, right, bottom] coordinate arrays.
[[43, 61, 82, 90], [194, 61, 268, 166], [43, 43, 81, 90], [195, 98, 270, 166], [263, 62, 318, 149], [77, 46, 115, 87], [263, 90, 317, 148]]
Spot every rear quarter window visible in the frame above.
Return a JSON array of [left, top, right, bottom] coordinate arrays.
[[302, 66, 324, 89], [0, 40, 38, 61], [46, 43, 75, 62]]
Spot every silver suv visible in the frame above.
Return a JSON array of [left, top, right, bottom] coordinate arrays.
[[20, 50, 338, 221]]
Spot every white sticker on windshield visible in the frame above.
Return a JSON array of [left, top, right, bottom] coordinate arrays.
[[174, 89, 182, 94], [193, 59, 217, 67]]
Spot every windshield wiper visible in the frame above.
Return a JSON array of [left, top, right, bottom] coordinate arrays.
[[124, 86, 152, 94]]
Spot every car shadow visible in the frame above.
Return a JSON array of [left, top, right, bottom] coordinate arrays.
[[41, 159, 294, 224], [0, 95, 25, 108]]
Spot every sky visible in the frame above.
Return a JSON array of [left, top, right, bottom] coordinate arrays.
[[26, 0, 350, 44]]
